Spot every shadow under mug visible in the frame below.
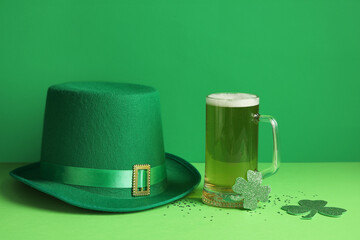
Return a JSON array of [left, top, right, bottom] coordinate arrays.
[[202, 93, 280, 208]]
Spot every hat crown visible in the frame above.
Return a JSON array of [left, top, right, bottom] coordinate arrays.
[[40, 82, 165, 170]]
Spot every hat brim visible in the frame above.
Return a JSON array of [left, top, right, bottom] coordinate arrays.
[[10, 153, 201, 212]]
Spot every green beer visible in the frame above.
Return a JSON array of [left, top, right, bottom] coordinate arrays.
[[203, 93, 260, 208]]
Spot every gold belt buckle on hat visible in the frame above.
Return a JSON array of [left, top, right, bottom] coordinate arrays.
[[132, 164, 151, 196]]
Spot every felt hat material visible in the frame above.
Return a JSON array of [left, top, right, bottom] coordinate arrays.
[[10, 82, 200, 212]]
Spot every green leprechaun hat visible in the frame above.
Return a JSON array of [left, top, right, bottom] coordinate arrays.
[[10, 82, 200, 212]]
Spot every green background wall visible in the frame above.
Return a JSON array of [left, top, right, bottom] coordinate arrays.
[[1, 0, 359, 163]]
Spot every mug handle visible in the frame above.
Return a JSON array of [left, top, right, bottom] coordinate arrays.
[[255, 114, 280, 179]]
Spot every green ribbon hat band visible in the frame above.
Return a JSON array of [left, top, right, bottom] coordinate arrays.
[[40, 162, 166, 189]]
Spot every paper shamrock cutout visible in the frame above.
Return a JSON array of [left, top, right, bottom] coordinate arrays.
[[230, 170, 271, 210], [281, 200, 347, 219]]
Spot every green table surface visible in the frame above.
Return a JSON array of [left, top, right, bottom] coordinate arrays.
[[0, 162, 359, 240]]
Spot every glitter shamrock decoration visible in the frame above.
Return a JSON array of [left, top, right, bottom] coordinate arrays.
[[230, 170, 271, 210], [281, 200, 347, 219]]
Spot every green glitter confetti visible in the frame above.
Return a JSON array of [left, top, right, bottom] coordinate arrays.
[[281, 200, 347, 219], [231, 170, 271, 211]]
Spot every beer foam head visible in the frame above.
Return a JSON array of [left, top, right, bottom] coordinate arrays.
[[206, 93, 259, 107]]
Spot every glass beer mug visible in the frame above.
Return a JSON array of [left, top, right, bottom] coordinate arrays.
[[202, 93, 280, 208]]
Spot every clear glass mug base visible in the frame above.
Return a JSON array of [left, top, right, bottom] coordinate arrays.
[[202, 187, 245, 209]]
